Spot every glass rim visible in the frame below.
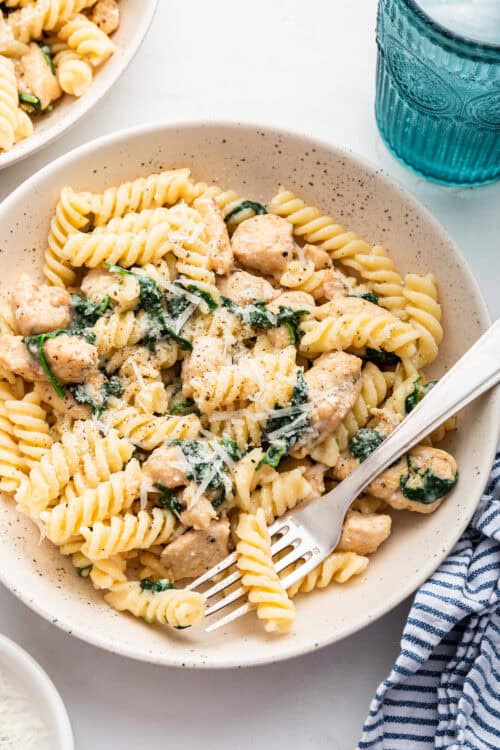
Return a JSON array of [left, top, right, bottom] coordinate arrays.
[[406, 0, 500, 52]]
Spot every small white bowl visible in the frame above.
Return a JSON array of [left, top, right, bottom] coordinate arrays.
[[0, 633, 73, 750], [0, 0, 158, 170]]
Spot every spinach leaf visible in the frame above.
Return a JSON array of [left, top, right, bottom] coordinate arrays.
[[222, 297, 308, 342], [176, 283, 217, 311], [23, 330, 68, 398], [104, 263, 193, 351], [37, 42, 56, 74], [66, 376, 122, 417], [404, 378, 437, 415], [260, 370, 310, 468], [224, 200, 268, 224], [400, 456, 458, 504], [362, 348, 400, 368], [19, 92, 41, 111], [169, 397, 199, 416], [219, 438, 245, 462], [349, 428, 386, 462], [77, 564, 92, 577], [360, 292, 379, 305], [155, 483, 184, 515], [71, 293, 110, 328], [140, 578, 175, 593], [166, 439, 232, 504]]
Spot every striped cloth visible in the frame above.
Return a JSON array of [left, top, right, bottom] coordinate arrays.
[[358, 454, 500, 750]]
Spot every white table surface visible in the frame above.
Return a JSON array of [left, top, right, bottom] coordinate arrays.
[[0, 2, 499, 748]]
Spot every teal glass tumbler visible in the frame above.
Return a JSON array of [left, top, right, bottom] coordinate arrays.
[[375, 0, 500, 186]]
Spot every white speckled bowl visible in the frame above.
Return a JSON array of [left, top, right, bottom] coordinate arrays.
[[0, 122, 498, 668], [0, 0, 158, 170]]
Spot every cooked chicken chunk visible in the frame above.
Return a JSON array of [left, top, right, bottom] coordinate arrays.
[[194, 197, 233, 275], [333, 446, 457, 514], [217, 270, 278, 306], [316, 269, 351, 302], [181, 335, 227, 398], [300, 352, 362, 446], [0, 335, 44, 381], [34, 381, 92, 420], [179, 484, 217, 530], [91, 0, 120, 35], [161, 519, 230, 580], [80, 268, 140, 312], [302, 244, 332, 270], [337, 510, 392, 555], [16, 43, 61, 110], [44, 334, 98, 383], [10, 274, 72, 335], [369, 407, 402, 437], [231, 214, 297, 277], [142, 445, 188, 489]]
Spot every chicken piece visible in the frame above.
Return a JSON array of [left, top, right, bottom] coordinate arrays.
[[142, 445, 188, 489], [16, 43, 61, 111], [80, 268, 140, 312], [44, 334, 98, 384], [179, 484, 217, 530], [318, 269, 350, 301], [300, 352, 362, 446], [369, 407, 402, 437], [34, 381, 92, 420], [91, 0, 120, 35], [332, 446, 457, 514], [302, 244, 332, 270], [0, 335, 44, 381], [217, 270, 278, 306], [194, 197, 233, 275], [231, 214, 297, 277], [181, 335, 227, 398], [161, 519, 230, 580], [337, 510, 392, 555], [10, 273, 72, 335]]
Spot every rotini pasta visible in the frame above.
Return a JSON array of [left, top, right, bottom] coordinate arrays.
[[80, 508, 176, 559], [236, 509, 295, 634], [57, 13, 115, 67], [286, 551, 369, 597], [105, 582, 205, 628]]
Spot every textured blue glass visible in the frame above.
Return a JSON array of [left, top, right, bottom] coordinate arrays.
[[375, 0, 500, 186]]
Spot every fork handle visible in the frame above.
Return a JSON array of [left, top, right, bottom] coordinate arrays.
[[340, 318, 500, 506]]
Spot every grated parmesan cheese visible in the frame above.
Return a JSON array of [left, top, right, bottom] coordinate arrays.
[[0, 664, 50, 750]]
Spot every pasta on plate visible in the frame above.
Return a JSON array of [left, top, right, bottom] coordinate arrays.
[[0, 0, 120, 153], [0, 167, 459, 635]]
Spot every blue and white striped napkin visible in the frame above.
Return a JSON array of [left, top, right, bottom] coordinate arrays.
[[358, 453, 500, 750]]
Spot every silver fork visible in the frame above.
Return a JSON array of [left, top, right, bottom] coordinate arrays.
[[188, 319, 500, 632]]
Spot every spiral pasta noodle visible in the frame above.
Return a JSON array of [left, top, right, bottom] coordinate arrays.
[[7, 0, 97, 43], [105, 582, 205, 627], [236, 467, 312, 524], [58, 13, 116, 67], [89, 168, 198, 227], [108, 408, 201, 450], [61, 224, 176, 269], [403, 273, 443, 368], [80, 507, 176, 559], [190, 365, 258, 414], [92, 310, 150, 356], [71, 551, 127, 590], [286, 551, 369, 597], [52, 43, 93, 96], [236, 509, 295, 634], [40, 458, 142, 544], [0, 402, 27, 493], [44, 187, 94, 287], [4, 392, 53, 468], [0, 56, 24, 152]]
